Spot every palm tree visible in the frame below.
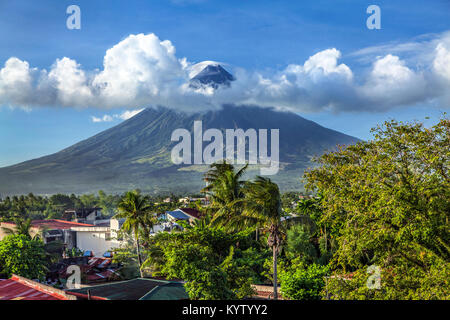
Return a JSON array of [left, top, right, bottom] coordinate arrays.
[[116, 190, 154, 278], [202, 162, 248, 229], [240, 176, 284, 300], [202, 161, 237, 187], [1, 218, 33, 238]]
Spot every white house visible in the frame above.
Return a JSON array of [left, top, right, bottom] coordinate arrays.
[[71, 218, 124, 257]]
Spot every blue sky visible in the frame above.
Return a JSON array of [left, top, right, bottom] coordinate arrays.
[[0, 0, 449, 167]]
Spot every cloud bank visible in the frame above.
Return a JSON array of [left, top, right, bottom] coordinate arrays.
[[1, 32, 450, 113]]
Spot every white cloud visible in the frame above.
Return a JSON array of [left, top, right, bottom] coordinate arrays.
[[433, 43, 450, 80], [91, 115, 114, 123], [91, 108, 145, 123], [0, 57, 35, 106], [1, 31, 450, 113], [118, 108, 145, 120], [47, 57, 92, 106], [359, 54, 428, 110], [91, 33, 185, 108], [302, 48, 353, 80]]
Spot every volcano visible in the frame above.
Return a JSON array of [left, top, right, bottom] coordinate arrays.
[[0, 104, 359, 195]]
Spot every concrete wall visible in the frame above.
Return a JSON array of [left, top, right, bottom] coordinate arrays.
[[75, 231, 121, 257]]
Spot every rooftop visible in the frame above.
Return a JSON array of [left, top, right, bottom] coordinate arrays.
[[0, 275, 76, 300], [166, 210, 190, 221], [179, 207, 202, 219], [66, 278, 188, 300], [62, 207, 102, 220], [166, 208, 202, 221], [1, 219, 94, 230]]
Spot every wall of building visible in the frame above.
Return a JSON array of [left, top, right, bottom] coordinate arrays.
[[75, 231, 121, 257]]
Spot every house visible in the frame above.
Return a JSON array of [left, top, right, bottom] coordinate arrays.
[[0, 219, 94, 250], [179, 197, 210, 206], [66, 278, 189, 300], [0, 218, 126, 258], [62, 207, 103, 224], [70, 218, 125, 257], [0, 274, 77, 300], [166, 208, 201, 224]]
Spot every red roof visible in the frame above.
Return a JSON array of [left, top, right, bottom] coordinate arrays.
[[59, 258, 118, 284], [0, 275, 76, 300], [2, 219, 94, 230], [86, 269, 119, 282], [179, 208, 202, 219]]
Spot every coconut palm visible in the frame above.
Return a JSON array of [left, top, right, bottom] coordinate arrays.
[[202, 161, 237, 188], [116, 190, 154, 278], [239, 176, 284, 300], [202, 162, 248, 230], [2, 218, 33, 238]]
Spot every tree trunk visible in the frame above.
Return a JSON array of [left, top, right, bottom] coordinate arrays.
[[136, 233, 144, 278], [255, 228, 259, 241], [272, 245, 278, 300]]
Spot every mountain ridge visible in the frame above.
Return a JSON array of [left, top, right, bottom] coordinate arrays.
[[0, 105, 359, 195]]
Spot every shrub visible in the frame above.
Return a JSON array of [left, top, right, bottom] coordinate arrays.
[[280, 259, 329, 300]]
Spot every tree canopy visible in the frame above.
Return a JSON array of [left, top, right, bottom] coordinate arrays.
[[304, 118, 450, 299], [0, 234, 48, 280]]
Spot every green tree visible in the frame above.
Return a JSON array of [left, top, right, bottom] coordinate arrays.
[[202, 162, 248, 230], [116, 190, 154, 277], [143, 223, 255, 300], [240, 176, 284, 300], [0, 234, 48, 280], [1, 218, 33, 237], [304, 117, 450, 299], [285, 224, 317, 264], [280, 259, 329, 300], [80, 193, 98, 208]]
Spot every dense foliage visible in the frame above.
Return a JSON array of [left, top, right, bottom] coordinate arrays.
[[305, 118, 450, 299], [143, 223, 256, 299], [0, 117, 447, 300], [280, 259, 329, 300], [0, 190, 182, 222], [0, 234, 48, 280]]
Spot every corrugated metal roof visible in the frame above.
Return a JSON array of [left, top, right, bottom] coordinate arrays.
[[31, 219, 95, 229], [58, 257, 114, 282], [67, 278, 188, 300], [179, 208, 202, 219], [0, 275, 76, 300], [140, 282, 189, 300], [166, 210, 190, 220], [2, 219, 94, 230]]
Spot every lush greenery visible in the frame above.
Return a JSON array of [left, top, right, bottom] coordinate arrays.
[[144, 223, 257, 299], [0, 191, 182, 222], [0, 117, 447, 300], [280, 259, 329, 300], [305, 118, 449, 299], [0, 234, 48, 280]]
